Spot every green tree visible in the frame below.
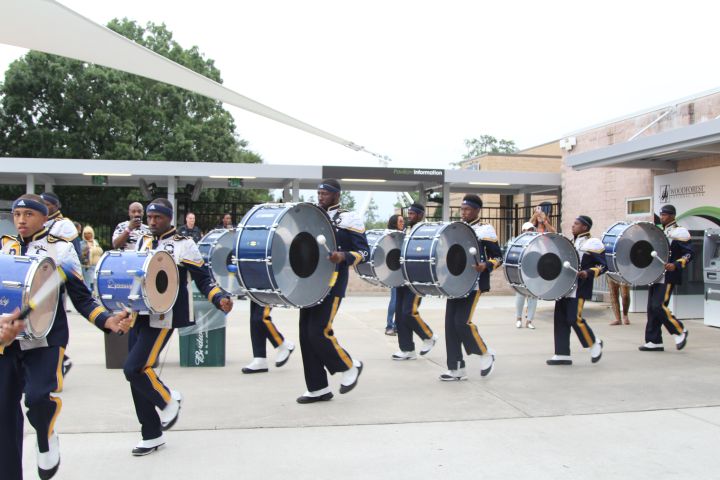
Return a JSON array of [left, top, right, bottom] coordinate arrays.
[[340, 191, 356, 210], [462, 134, 517, 160], [0, 18, 269, 205]]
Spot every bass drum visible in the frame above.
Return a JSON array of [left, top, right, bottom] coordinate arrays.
[[235, 203, 337, 308], [0, 255, 59, 340], [354, 229, 405, 288], [504, 232, 578, 300], [197, 229, 243, 295], [602, 221, 669, 286], [401, 222, 480, 298], [95, 250, 179, 314]]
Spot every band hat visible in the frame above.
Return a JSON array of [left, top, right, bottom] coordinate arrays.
[[40, 192, 61, 207], [660, 204, 676, 215], [576, 215, 593, 229], [13, 198, 48, 216], [146, 202, 173, 218], [317, 178, 341, 193]]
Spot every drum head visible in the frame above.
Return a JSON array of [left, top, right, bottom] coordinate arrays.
[[520, 233, 578, 300], [369, 230, 405, 288], [200, 229, 242, 295], [270, 203, 337, 307], [612, 222, 669, 285], [25, 257, 58, 338], [143, 251, 179, 314], [434, 222, 480, 298]]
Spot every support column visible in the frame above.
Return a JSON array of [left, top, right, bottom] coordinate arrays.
[[442, 183, 450, 222], [26, 174, 34, 194], [292, 179, 300, 202], [44, 182, 54, 193], [167, 176, 177, 225]]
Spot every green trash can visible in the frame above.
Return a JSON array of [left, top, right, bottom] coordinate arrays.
[[178, 285, 227, 367]]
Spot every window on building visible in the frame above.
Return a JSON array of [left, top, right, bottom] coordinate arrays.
[[627, 197, 651, 215]]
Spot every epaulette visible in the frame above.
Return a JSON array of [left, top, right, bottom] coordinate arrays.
[[47, 234, 69, 243], [173, 234, 191, 241], [580, 237, 605, 254], [1, 234, 18, 245], [335, 210, 365, 233], [668, 226, 691, 242], [474, 223, 498, 241]]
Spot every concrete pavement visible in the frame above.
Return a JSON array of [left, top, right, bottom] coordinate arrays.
[[21, 295, 720, 479]]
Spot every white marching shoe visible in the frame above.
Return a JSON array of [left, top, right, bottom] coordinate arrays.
[[440, 368, 467, 381], [340, 360, 364, 394], [159, 391, 182, 431], [132, 434, 166, 456], [37, 432, 60, 480], [419, 335, 439, 355], [275, 340, 296, 367], [242, 357, 269, 374], [392, 350, 417, 361], [675, 330, 688, 350], [479, 352, 495, 377]]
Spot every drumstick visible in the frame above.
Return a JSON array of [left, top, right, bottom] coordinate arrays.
[[17, 268, 63, 320]]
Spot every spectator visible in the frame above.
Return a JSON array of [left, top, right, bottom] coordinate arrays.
[[384, 214, 405, 335], [179, 212, 203, 242], [608, 277, 631, 325], [112, 202, 151, 250], [216, 212, 233, 229], [80, 226, 103, 291], [530, 205, 557, 233], [514, 222, 539, 329]]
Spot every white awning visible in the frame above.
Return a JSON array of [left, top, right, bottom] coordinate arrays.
[[0, 0, 367, 153]]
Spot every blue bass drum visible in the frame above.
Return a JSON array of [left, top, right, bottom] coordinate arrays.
[[0, 255, 59, 340], [504, 232, 578, 300], [198, 228, 243, 295], [354, 229, 405, 288], [235, 203, 337, 308], [401, 221, 480, 298], [95, 250, 179, 314], [602, 221, 668, 286]]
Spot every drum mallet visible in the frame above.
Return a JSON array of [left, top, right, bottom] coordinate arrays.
[[316, 234, 333, 256], [469, 247, 482, 265], [650, 251, 667, 266], [562, 261, 580, 274]]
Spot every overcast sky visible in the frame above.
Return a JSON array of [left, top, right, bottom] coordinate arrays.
[[2, 1, 719, 217]]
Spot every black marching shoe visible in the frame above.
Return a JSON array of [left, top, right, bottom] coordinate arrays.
[[132, 435, 166, 456], [546, 355, 572, 366], [676, 330, 688, 351], [339, 361, 363, 394], [296, 392, 334, 404], [638, 342, 664, 352], [37, 433, 60, 480]]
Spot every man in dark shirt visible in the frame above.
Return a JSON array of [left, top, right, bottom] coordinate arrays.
[[178, 212, 202, 243]]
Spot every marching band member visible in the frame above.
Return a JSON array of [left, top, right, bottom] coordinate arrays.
[[392, 203, 438, 360], [112, 201, 151, 250], [295, 179, 368, 404], [440, 194, 500, 381], [0, 194, 130, 480], [126, 199, 233, 455], [547, 215, 606, 366], [242, 301, 295, 374], [639, 205, 691, 352]]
